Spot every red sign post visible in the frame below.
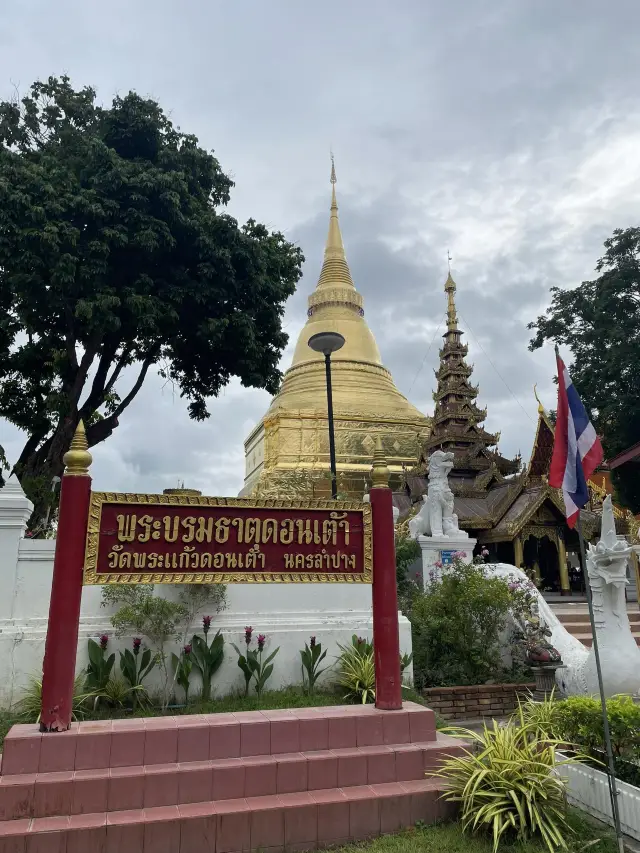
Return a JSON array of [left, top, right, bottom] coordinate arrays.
[[40, 425, 401, 729]]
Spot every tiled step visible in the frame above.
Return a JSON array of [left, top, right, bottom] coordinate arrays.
[[554, 608, 640, 647], [0, 779, 454, 853], [0, 737, 465, 821], [554, 609, 640, 624], [0, 704, 460, 852], [1, 703, 436, 776]]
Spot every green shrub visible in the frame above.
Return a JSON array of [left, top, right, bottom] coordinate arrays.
[[436, 719, 579, 852], [554, 693, 640, 758], [409, 559, 514, 687], [335, 635, 375, 704]]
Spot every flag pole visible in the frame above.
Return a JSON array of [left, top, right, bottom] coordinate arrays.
[[576, 515, 625, 853], [550, 345, 624, 850]]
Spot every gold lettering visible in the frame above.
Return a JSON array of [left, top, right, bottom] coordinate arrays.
[[280, 519, 294, 545], [305, 554, 314, 569], [200, 553, 213, 568], [181, 516, 196, 543], [262, 518, 278, 543], [294, 554, 305, 569], [295, 519, 312, 545], [117, 514, 137, 542], [213, 553, 224, 569], [330, 512, 350, 545], [196, 517, 214, 543], [179, 547, 195, 568], [322, 519, 337, 546], [133, 552, 147, 569], [163, 515, 180, 543], [284, 554, 294, 569], [231, 518, 244, 543], [225, 552, 237, 569], [151, 519, 162, 540], [148, 552, 159, 568], [108, 545, 122, 568], [245, 518, 261, 544], [215, 518, 231, 544], [137, 515, 153, 543], [118, 552, 132, 569]]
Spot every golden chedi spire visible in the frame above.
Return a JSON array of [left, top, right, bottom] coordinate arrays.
[[241, 159, 431, 497]]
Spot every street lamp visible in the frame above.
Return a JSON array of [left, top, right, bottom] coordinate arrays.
[[308, 331, 345, 499]]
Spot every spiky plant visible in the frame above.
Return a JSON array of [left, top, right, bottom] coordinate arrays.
[[14, 673, 94, 723], [335, 638, 375, 704], [434, 719, 581, 852]]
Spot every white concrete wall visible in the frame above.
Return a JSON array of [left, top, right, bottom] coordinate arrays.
[[0, 477, 412, 708]]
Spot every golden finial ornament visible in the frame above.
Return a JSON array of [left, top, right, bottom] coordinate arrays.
[[371, 436, 390, 489], [63, 421, 92, 476], [533, 384, 545, 415]]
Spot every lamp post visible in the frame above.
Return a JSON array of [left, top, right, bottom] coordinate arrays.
[[308, 331, 345, 499]]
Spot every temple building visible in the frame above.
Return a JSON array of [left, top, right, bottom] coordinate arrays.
[[398, 271, 604, 595], [240, 163, 431, 498]]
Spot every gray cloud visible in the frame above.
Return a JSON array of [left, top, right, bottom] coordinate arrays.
[[2, 0, 640, 495]]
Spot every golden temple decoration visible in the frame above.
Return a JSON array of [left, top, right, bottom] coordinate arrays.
[[241, 159, 430, 499], [63, 421, 92, 477], [371, 437, 390, 489]]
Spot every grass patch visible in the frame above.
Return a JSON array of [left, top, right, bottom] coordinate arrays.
[[319, 809, 618, 852]]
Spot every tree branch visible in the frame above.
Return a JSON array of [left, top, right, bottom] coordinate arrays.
[[78, 340, 126, 420], [110, 346, 160, 420]]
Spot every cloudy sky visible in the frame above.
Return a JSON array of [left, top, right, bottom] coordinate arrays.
[[2, 0, 640, 496]]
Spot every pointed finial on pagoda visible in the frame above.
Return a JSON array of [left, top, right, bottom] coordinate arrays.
[[63, 421, 92, 476], [371, 436, 390, 489], [444, 266, 458, 331], [317, 153, 354, 288]]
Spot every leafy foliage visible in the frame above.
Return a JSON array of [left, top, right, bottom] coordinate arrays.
[[190, 629, 225, 702], [395, 534, 421, 613], [119, 641, 156, 710], [553, 693, 640, 759], [231, 643, 280, 698], [335, 635, 376, 704], [409, 559, 514, 688], [84, 637, 115, 695], [102, 584, 188, 705], [436, 720, 579, 852], [171, 646, 194, 703], [529, 227, 640, 511], [300, 637, 329, 695], [14, 673, 93, 723], [0, 76, 304, 528]]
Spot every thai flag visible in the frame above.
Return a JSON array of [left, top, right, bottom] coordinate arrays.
[[549, 351, 604, 528]]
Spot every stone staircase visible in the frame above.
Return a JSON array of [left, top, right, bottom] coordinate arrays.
[[0, 702, 464, 852], [553, 604, 640, 648]]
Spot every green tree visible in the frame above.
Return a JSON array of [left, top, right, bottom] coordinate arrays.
[[0, 76, 303, 528], [528, 227, 640, 511]]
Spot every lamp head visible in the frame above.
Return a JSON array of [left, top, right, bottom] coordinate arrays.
[[307, 331, 346, 356]]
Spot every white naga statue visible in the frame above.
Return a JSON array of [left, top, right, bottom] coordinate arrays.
[[409, 450, 468, 539], [485, 495, 640, 697]]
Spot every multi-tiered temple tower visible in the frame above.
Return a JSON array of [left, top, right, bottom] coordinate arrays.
[[414, 271, 520, 494], [241, 164, 431, 498]]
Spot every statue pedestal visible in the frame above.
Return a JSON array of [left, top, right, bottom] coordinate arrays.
[[417, 534, 477, 588], [531, 663, 565, 701]]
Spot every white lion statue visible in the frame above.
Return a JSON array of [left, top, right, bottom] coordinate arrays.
[[409, 450, 468, 539]]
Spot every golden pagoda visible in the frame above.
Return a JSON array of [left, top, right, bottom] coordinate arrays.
[[241, 161, 431, 498]]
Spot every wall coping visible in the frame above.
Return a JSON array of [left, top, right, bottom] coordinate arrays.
[[422, 682, 535, 696]]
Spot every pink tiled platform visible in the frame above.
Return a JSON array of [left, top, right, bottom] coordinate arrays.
[[0, 702, 464, 852]]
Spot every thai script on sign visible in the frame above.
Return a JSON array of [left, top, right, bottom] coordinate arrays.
[[115, 512, 350, 547], [84, 498, 371, 584]]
